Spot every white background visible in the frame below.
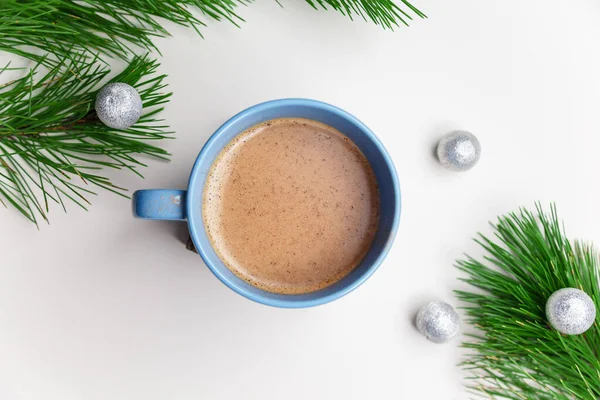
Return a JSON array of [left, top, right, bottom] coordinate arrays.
[[2, 0, 600, 399]]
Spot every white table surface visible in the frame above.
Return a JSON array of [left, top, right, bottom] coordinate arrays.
[[2, 1, 600, 399]]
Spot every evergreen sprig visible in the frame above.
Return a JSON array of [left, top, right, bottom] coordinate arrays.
[[0, 0, 248, 63], [455, 205, 600, 399], [0, 54, 172, 226], [306, 0, 425, 28], [0, 0, 425, 64]]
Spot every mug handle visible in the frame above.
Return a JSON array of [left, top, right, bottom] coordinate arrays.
[[132, 189, 187, 221]]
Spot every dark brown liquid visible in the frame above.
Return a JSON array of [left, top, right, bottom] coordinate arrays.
[[203, 118, 380, 294]]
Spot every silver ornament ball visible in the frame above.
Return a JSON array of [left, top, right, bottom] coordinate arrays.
[[546, 288, 596, 335], [95, 83, 142, 130], [416, 301, 460, 343], [437, 130, 481, 171]]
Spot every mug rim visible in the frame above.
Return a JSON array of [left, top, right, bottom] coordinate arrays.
[[187, 98, 401, 308]]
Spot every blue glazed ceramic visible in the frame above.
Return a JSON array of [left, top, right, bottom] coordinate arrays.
[[133, 99, 401, 308]]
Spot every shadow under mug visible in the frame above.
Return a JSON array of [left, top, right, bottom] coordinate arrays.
[[133, 98, 401, 308]]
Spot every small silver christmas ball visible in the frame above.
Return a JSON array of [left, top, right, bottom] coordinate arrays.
[[95, 83, 142, 130], [546, 288, 596, 335], [416, 301, 460, 343], [437, 130, 481, 171]]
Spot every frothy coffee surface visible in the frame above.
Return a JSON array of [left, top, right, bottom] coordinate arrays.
[[203, 118, 380, 294]]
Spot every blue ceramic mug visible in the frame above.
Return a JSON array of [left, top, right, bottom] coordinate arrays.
[[133, 99, 401, 308]]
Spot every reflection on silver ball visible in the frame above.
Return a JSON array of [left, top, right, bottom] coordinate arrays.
[[95, 83, 142, 130], [416, 301, 460, 343], [437, 130, 481, 171], [546, 288, 596, 335]]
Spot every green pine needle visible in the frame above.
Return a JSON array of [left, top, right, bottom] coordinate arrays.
[[455, 204, 600, 399], [0, 53, 173, 226]]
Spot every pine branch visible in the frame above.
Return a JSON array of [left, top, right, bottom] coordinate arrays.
[[0, 0, 425, 65], [0, 53, 173, 226], [304, 0, 426, 28], [455, 204, 600, 399], [0, 0, 248, 64]]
